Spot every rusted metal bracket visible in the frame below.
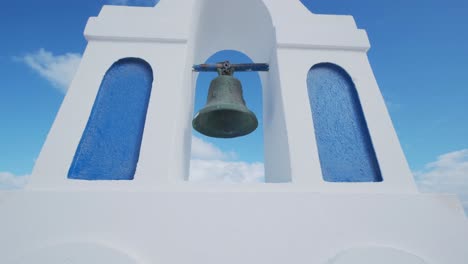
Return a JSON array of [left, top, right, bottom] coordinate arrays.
[[193, 61, 269, 73]]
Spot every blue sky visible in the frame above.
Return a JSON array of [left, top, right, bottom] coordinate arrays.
[[0, 0, 467, 211]]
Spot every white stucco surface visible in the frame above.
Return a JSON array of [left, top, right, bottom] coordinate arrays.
[[2, 0, 467, 263], [328, 247, 428, 264], [2, 191, 467, 263]]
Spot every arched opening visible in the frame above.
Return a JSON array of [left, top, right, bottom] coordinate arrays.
[[190, 50, 264, 183], [68, 58, 153, 180], [184, 0, 291, 183], [192, 0, 275, 64], [307, 63, 382, 182]]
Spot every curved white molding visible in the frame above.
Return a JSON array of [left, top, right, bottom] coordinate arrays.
[[327, 246, 428, 264]]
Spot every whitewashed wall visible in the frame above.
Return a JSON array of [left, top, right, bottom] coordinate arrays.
[[3, 1, 466, 263]]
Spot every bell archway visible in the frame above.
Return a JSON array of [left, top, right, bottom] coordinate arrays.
[[191, 0, 275, 64], [182, 0, 292, 183], [189, 50, 265, 183]]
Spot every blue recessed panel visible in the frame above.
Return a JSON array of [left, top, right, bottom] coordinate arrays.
[[68, 58, 153, 180], [307, 63, 382, 182]]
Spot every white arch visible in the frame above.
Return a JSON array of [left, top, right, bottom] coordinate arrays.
[[191, 0, 275, 64], [180, 0, 293, 183]]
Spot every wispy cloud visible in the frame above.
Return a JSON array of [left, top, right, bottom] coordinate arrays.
[[0, 172, 29, 190], [190, 159, 264, 183], [414, 149, 468, 214], [105, 0, 158, 7], [18, 49, 82, 93], [384, 98, 402, 113], [191, 136, 237, 161], [190, 136, 264, 183]]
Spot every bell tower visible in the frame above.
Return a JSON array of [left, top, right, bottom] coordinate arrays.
[[2, 1, 467, 263], [28, 0, 416, 190]]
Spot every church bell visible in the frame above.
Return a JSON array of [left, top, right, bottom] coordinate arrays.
[[192, 68, 258, 138]]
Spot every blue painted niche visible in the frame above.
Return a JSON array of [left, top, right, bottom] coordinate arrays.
[[307, 63, 382, 182], [68, 58, 153, 180]]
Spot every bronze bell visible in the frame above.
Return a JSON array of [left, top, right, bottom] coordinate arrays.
[[192, 68, 258, 138]]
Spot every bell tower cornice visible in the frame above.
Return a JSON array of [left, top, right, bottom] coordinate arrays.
[[84, 0, 370, 51]]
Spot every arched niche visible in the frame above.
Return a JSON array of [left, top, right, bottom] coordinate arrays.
[[307, 63, 382, 182], [190, 50, 265, 183], [68, 58, 153, 181], [191, 0, 275, 64]]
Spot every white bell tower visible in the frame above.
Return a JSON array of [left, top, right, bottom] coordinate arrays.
[[1, 1, 467, 263]]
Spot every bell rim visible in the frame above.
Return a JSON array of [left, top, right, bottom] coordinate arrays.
[[192, 104, 258, 138]]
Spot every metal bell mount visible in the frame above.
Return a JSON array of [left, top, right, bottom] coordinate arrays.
[[192, 61, 269, 138]]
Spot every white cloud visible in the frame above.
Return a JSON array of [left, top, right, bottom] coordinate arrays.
[[19, 49, 82, 93], [0, 172, 29, 190], [190, 136, 264, 183], [190, 160, 264, 183], [414, 149, 468, 214], [191, 136, 236, 161], [385, 100, 402, 112]]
